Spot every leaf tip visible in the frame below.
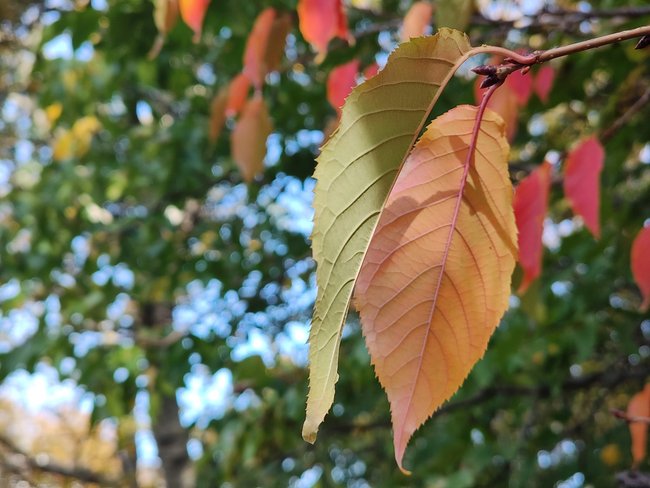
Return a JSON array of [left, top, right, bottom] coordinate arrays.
[[301, 422, 318, 444]]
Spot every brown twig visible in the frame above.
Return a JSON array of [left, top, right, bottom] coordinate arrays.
[[601, 86, 650, 142]]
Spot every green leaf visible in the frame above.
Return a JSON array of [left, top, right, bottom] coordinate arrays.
[[303, 28, 473, 443]]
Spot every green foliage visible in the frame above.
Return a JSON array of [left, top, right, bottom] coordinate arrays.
[[0, 0, 649, 485]]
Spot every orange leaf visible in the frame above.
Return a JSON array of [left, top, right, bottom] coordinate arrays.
[[264, 12, 292, 74], [627, 384, 650, 467], [208, 88, 228, 142], [327, 60, 360, 115], [632, 226, 650, 311], [401, 1, 433, 41], [297, 0, 348, 55], [230, 95, 272, 183], [563, 136, 604, 238], [179, 0, 211, 43], [243, 8, 276, 89], [534, 65, 555, 103], [354, 105, 516, 472], [153, 0, 179, 36], [514, 162, 552, 293], [225, 73, 251, 117]]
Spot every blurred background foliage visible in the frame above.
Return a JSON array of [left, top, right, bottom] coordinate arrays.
[[0, 0, 649, 486]]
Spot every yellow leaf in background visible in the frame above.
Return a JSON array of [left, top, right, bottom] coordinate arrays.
[[45, 103, 63, 124], [52, 129, 75, 161], [52, 116, 102, 161], [72, 115, 102, 157]]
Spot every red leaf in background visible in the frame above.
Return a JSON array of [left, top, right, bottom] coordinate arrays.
[[297, 0, 349, 55], [363, 62, 379, 80], [243, 8, 276, 89], [534, 65, 555, 103], [208, 88, 228, 142], [401, 1, 433, 41], [632, 226, 650, 311], [563, 136, 604, 238], [231, 95, 273, 182], [507, 70, 533, 106], [225, 73, 251, 117], [179, 0, 211, 43], [514, 162, 552, 293], [627, 384, 650, 467], [327, 59, 360, 115]]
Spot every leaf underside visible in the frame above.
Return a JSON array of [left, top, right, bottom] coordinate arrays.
[[303, 29, 472, 443], [354, 105, 517, 471]]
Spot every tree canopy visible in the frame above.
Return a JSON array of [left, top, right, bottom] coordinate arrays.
[[1, 0, 649, 486]]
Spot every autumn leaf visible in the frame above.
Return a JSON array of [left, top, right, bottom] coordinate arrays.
[[297, 0, 349, 55], [507, 70, 533, 106], [401, 1, 433, 41], [436, 0, 474, 31], [225, 73, 251, 118], [230, 95, 272, 183], [631, 226, 650, 311], [208, 88, 228, 142], [264, 12, 292, 74], [627, 384, 650, 467], [179, 0, 211, 43], [534, 65, 555, 103], [354, 105, 516, 472], [326, 59, 360, 115], [243, 8, 276, 89], [563, 136, 604, 238], [303, 29, 472, 445], [153, 0, 179, 35], [514, 161, 552, 293]]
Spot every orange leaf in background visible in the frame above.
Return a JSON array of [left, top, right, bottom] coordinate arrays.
[[514, 161, 552, 293], [243, 8, 276, 89], [534, 65, 555, 103], [225, 73, 251, 117], [179, 0, 211, 43], [627, 384, 650, 467], [264, 12, 292, 74], [563, 136, 604, 238], [297, 0, 348, 55], [401, 1, 433, 41], [153, 0, 179, 36], [354, 105, 516, 472], [231, 95, 272, 183], [208, 88, 228, 142], [327, 60, 360, 115], [632, 226, 650, 311]]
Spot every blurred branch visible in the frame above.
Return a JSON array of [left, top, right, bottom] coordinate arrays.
[[601, 85, 650, 142], [0, 434, 119, 486], [328, 360, 648, 433]]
